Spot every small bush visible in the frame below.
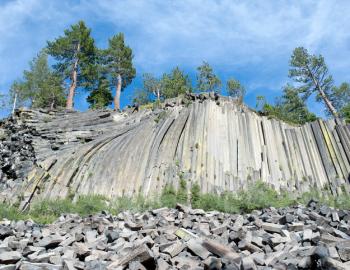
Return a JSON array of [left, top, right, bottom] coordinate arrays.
[[160, 184, 177, 208], [1, 181, 349, 224], [74, 195, 108, 216], [190, 182, 201, 208], [0, 203, 26, 221], [30, 198, 74, 224], [176, 176, 188, 204]]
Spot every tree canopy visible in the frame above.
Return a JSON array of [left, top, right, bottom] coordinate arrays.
[[162, 67, 192, 98], [196, 62, 221, 93], [47, 21, 97, 109], [262, 85, 317, 125], [103, 33, 136, 110], [289, 47, 338, 117], [9, 50, 66, 110], [226, 78, 245, 102], [87, 76, 113, 109]]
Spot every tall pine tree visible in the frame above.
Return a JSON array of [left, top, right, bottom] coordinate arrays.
[[104, 33, 135, 111], [47, 21, 97, 109], [289, 47, 338, 117], [9, 50, 66, 110]]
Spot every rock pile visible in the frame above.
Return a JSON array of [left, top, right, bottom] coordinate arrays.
[[1, 202, 350, 269], [0, 112, 36, 190]]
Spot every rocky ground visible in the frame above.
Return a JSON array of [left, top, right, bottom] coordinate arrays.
[[0, 202, 350, 269]]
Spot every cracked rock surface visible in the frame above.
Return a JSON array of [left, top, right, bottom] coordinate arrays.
[[0, 93, 349, 206], [1, 202, 350, 269]]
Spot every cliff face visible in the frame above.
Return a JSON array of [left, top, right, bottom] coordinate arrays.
[[1, 94, 350, 207]]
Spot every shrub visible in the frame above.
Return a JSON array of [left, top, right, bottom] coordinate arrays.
[[190, 182, 201, 208], [74, 195, 108, 216], [176, 177, 188, 204], [160, 184, 177, 208]]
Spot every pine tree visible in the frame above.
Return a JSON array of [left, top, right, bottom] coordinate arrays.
[[104, 33, 136, 110], [226, 78, 245, 102], [263, 85, 317, 125], [9, 50, 66, 110], [329, 82, 350, 120], [196, 62, 221, 93], [162, 67, 192, 98], [142, 73, 162, 102], [87, 76, 113, 109], [47, 21, 97, 109], [289, 47, 338, 117]]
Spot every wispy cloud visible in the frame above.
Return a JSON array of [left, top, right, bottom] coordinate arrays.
[[0, 0, 349, 117]]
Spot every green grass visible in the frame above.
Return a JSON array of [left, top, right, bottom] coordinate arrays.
[[1, 181, 349, 224]]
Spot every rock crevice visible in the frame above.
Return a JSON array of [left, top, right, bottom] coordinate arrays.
[[0, 94, 349, 204]]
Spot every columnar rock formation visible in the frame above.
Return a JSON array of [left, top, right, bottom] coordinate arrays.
[[0, 94, 349, 205]]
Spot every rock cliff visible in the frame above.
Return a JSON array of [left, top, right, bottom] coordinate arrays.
[[0, 94, 349, 206]]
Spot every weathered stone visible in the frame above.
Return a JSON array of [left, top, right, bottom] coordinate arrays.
[[204, 256, 222, 270], [242, 256, 257, 270], [37, 235, 63, 249], [336, 240, 350, 261], [232, 215, 244, 232], [202, 239, 241, 262], [0, 251, 21, 264], [186, 238, 211, 259], [262, 223, 284, 233], [108, 244, 153, 268], [163, 241, 186, 257]]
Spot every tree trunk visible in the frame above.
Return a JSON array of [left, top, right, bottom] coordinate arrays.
[[50, 100, 55, 110], [12, 92, 17, 114], [114, 74, 122, 111], [66, 43, 80, 110], [317, 86, 338, 117], [308, 67, 338, 117], [157, 88, 160, 101]]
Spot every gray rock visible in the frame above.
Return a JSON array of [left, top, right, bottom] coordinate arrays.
[[0, 251, 21, 264]]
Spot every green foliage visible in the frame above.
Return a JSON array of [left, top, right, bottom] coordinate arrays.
[[141, 73, 162, 101], [255, 95, 267, 111], [161, 67, 192, 98], [176, 176, 188, 204], [329, 82, 350, 121], [29, 198, 74, 224], [1, 182, 350, 224], [47, 21, 97, 90], [237, 181, 294, 212], [226, 78, 245, 101], [103, 33, 136, 90], [132, 88, 151, 106], [87, 76, 113, 109], [190, 182, 201, 208], [160, 184, 177, 208], [289, 47, 337, 116], [134, 68, 192, 105], [0, 203, 27, 221], [9, 51, 66, 109], [329, 83, 350, 112], [196, 61, 221, 93], [262, 85, 317, 125], [341, 103, 350, 123], [74, 195, 108, 215]]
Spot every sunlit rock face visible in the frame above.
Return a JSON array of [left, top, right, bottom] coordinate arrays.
[[0, 93, 349, 207]]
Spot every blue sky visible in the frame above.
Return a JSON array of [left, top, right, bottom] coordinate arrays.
[[1, 0, 350, 118]]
